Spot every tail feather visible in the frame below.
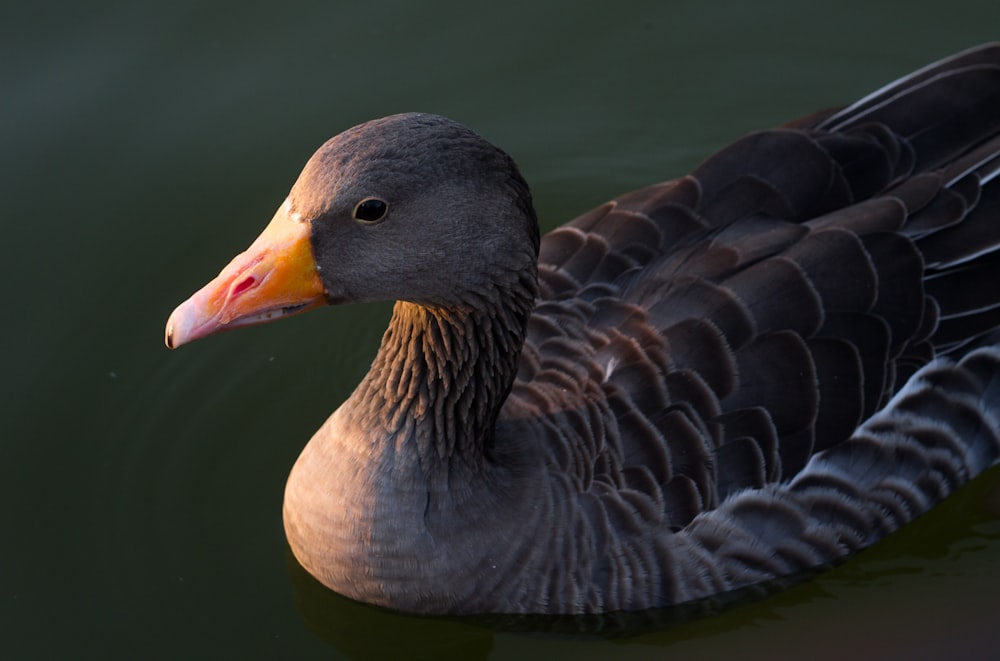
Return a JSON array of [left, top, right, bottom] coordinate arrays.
[[677, 345, 1000, 602]]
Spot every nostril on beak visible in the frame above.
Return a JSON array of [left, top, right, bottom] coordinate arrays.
[[232, 276, 257, 297]]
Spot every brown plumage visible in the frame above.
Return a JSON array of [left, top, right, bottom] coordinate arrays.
[[167, 44, 1000, 614]]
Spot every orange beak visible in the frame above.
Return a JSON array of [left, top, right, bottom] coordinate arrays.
[[165, 203, 326, 349]]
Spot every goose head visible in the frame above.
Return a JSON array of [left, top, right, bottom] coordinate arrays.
[[165, 113, 538, 348]]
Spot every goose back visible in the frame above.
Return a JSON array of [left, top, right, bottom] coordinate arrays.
[[488, 44, 1000, 612]]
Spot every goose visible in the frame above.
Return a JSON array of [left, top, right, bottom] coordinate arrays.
[[166, 44, 1000, 615]]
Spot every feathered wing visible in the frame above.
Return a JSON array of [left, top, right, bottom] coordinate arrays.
[[500, 44, 1000, 609]]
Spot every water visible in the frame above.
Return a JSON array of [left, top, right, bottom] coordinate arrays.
[[4, 1, 1000, 658]]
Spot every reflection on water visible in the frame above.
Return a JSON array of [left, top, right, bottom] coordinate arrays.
[[288, 552, 497, 661], [6, 0, 1000, 657]]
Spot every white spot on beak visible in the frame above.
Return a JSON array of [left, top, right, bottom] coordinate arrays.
[[283, 197, 304, 223]]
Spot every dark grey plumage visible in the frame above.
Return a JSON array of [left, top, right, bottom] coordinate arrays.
[[247, 46, 1000, 614]]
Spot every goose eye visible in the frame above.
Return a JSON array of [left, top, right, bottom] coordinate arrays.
[[353, 198, 389, 224]]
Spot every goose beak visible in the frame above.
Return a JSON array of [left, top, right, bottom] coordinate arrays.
[[165, 203, 326, 349]]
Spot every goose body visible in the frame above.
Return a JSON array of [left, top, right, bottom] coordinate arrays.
[[167, 44, 1000, 614]]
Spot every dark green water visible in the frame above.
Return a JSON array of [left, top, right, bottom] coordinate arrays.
[[4, 1, 1000, 658]]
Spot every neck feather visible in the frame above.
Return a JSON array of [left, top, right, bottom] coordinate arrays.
[[346, 272, 537, 482]]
